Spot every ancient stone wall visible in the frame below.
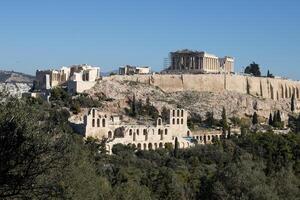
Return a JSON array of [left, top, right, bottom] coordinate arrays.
[[104, 74, 300, 100]]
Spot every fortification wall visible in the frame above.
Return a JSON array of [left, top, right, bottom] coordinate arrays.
[[104, 74, 300, 100]]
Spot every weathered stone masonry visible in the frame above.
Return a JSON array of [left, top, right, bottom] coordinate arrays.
[[105, 74, 300, 101]]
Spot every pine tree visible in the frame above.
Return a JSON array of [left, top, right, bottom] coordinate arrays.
[[174, 137, 179, 158], [252, 112, 258, 125], [161, 106, 169, 123], [131, 94, 136, 117], [268, 113, 273, 126], [276, 110, 281, 123], [221, 107, 228, 130], [220, 107, 228, 136]]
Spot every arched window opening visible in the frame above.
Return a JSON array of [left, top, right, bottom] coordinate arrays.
[[159, 142, 163, 148], [177, 110, 180, 117], [129, 129, 132, 136], [92, 119, 95, 127], [108, 131, 112, 138], [158, 118, 162, 125], [102, 119, 106, 127], [181, 110, 184, 117], [172, 118, 175, 124], [137, 143, 141, 150], [181, 119, 184, 124], [97, 118, 100, 127], [165, 129, 168, 135], [177, 119, 179, 124]]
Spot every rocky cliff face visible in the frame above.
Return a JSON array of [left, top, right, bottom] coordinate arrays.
[[87, 78, 295, 122]]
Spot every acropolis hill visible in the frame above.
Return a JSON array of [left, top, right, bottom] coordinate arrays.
[[81, 73, 299, 126], [104, 73, 300, 100]]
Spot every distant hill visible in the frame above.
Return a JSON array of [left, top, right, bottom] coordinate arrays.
[[101, 69, 119, 77], [0, 70, 34, 83]]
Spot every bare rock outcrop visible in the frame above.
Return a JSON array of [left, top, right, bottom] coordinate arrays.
[[86, 79, 295, 122]]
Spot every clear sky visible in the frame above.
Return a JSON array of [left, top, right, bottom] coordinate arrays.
[[0, 0, 299, 79]]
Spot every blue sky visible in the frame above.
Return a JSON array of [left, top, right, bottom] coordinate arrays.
[[0, 0, 299, 79]]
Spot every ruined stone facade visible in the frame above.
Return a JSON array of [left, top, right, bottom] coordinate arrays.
[[119, 65, 151, 75], [82, 108, 196, 154], [168, 49, 234, 74], [35, 64, 100, 93]]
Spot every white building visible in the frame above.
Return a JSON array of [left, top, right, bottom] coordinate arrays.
[[119, 65, 151, 75], [168, 49, 234, 74], [82, 108, 194, 154], [35, 64, 100, 93]]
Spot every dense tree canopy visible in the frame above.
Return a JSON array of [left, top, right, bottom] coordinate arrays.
[[1, 96, 300, 199], [244, 62, 261, 77]]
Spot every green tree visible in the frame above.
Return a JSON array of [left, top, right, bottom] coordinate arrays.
[[252, 112, 258, 125], [0, 99, 68, 199], [268, 113, 273, 126], [244, 62, 261, 77], [205, 111, 216, 127], [220, 107, 229, 133], [161, 106, 169, 123], [174, 137, 179, 158]]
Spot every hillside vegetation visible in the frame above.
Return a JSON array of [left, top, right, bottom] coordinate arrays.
[[0, 93, 299, 199]]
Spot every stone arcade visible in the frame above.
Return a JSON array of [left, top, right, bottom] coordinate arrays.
[[82, 108, 202, 154]]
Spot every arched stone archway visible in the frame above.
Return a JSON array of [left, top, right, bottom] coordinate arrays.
[[154, 143, 158, 149], [148, 143, 153, 150], [159, 142, 163, 148], [137, 143, 141, 150], [157, 118, 162, 126], [143, 143, 147, 150], [108, 131, 113, 139], [187, 130, 190, 137]]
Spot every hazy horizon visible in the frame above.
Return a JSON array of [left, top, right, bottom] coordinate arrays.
[[1, 0, 300, 80]]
